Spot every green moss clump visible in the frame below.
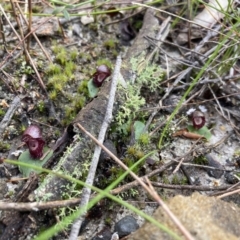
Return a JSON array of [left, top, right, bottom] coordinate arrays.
[[162, 174, 170, 184], [37, 100, 45, 113], [78, 80, 89, 96], [46, 63, 61, 75], [96, 59, 112, 69], [79, 52, 92, 63], [69, 48, 78, 61], [193, 155, 208, 165], [62, 95, 86, 125], [49, 90, 58, 100], [138, 133, 150, 145], [52, 44, 65, 55], [63, 106, 76, 125], [19, 124, 26, 134], [0, 108, 5, 118], [3, 4, 12, 11], [89, 23, 98, 31], [0, 142, 10, 152], [103, 39, 116, 49], [32, 5, 43, 13], [127, 146, 137, 156], [56, 49, 68, 66], [73, 96, 86, 111], [65, 61, 76, 79], [105, 217, 112, 226], [171, 175, 180, 185]]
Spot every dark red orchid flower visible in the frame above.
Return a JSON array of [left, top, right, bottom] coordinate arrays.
[[22, 125, 45, 159], [192, 111, 205, 129], [92, 65, 111, 87]]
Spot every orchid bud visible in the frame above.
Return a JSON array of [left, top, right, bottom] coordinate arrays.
[[92, 65, 111, 87], [192, 111, 205, 129], [22, 125, 45, 159]]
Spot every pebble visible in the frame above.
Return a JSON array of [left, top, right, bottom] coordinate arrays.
[[99, 140, 117, 162], [205, 153, 224, 179], [114, 215, 139, 238], [225, 172, 238, 184], [92, 227, 112, 240]]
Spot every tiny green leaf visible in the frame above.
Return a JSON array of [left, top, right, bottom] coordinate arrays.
[[187, 125, 212, 141], [63, 9, 70, 20], [52, 6, 66, 15], [18, 147, 53, 177], [134, 121, 145, 140], [88, 79, 99, 98]]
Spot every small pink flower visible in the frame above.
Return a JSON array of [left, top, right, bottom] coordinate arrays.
[[22, 125, 45, 159], [192, 111, 205, 129]]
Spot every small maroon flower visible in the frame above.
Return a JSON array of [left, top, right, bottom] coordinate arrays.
[[192, 111, 205, 129], [92, 65, 111, 87], [22, 125, 45, 159]]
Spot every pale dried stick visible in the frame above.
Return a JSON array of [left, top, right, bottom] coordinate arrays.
[[0, 14, 52, 70], [1, 4, 47, 91], [6, 1, 29, 63], [217, 188, 240, 199], [27, 0, 32, 52], [0, 95, 24, 137], [69, 55, 122, 240], [16, 2, 52, 62], [0, 198, 81, 211], [208, 84, 225, 117]]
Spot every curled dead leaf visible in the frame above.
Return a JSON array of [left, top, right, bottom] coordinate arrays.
[[173, 128, 205, 140]]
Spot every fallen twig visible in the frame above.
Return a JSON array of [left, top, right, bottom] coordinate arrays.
[[149, 181, 231, 191], [110, 161, 176, 195], [0, 198, 81, 211], [217, 188, 240, 199], [15, 2, 52, 62], [69, 55, 122, 240], [0, 95, 24, 137]]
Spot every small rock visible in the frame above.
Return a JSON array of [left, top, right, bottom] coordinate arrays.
[[225, 172, 238, 184], [205, 153, 224, 178], [129, 192, 240, 240], [110, 232, 119, 240], [163, 95, 182, 113], [72, 23, 82, 38], [81, 15, 94, 25], [92, 227, 112, 240], [99, 140, 117, 162], [114, 215, 139, 238], [0, 179, 8, 199]]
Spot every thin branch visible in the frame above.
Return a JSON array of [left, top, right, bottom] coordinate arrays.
[[110, 161, 175, 195], [8, 1, 29, 63], [0, 15, 52, 70], [0, 95, 24, 137], [208, 83, 226, 116], [27, 0, 32, 52], [0, 198, 81, 211], [149, 181, 231, 191], [217, 188, 240, 199], [69, 55, 122, 240], [15, 2, 52, 62]]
